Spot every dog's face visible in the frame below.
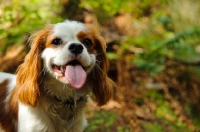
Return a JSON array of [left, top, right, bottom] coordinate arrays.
[[41, 21, 96, 89], [11, 20, 116, 107]]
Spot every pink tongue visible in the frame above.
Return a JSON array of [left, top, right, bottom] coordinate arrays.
[[65, 65, 86, 89]]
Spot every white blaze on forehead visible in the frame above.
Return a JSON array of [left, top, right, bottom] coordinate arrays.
[[52, 20, 87, 41]]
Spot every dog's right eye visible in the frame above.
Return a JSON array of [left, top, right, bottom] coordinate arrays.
[[52, 38, 62, 46]]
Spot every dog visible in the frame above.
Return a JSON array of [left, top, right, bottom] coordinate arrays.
[[0, 20, 116, 132]]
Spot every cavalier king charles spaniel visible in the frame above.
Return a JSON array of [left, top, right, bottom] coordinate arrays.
[[0, 20, 116, 132]]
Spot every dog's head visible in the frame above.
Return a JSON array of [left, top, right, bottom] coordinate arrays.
[[12, 20, 116, 107]]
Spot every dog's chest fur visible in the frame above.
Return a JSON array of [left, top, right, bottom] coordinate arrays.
[[18, 95, 88, 132]]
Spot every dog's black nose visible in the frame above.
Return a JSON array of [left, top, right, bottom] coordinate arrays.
[[69, 43, 83, 55]]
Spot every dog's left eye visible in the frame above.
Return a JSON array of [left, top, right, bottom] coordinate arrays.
[[83, 38, 92, 47], [52, 38, 62, 46]]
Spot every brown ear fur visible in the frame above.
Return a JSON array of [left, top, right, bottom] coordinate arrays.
[[10, 28, 50, 107], [92, 31, 117, 106]]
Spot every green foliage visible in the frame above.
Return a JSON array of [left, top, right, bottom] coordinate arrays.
[[80, 0, 168, 22], [132, 26, 200, 75], [80, 0, 128, 22], [145, 90, 191, 132], [85, 110, 117, 132], [117, 126, 130, 132], [142, 122, 164, 132], [0, 0, 63, 53], [107, 52, 119, 60], [185, 104, 200, 131]]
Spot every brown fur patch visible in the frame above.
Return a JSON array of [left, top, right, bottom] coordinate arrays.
[[43, 26, 67, 49], [77, 31, 96, 53], [0, 80, 18, 132]]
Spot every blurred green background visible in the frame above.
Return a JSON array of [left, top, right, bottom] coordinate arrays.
[[1, 0, 200, 131]]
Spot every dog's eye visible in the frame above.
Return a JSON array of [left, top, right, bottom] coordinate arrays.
[[52, 38, 62, 46], [83, 38, 92, 47]]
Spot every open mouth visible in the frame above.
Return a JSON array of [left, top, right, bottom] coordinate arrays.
[[52, 60, 87, 89], [52, 60, 85, 74]]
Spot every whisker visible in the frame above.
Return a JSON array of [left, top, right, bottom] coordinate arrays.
[[64, 84, 72, 91], [96, 59, 102, 63], [39, 67, 46, 84], [95, 61, 104, 73], [95, 51, 104, 56]]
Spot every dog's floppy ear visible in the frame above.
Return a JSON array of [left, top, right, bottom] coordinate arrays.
[[11, 27, 51, 107], [92, 33, 117, 106]]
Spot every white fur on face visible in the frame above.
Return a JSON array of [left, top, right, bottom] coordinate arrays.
[[41, 20, 96, 84]]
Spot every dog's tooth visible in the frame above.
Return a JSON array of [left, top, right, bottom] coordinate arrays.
[[60, 66, 64, 73]]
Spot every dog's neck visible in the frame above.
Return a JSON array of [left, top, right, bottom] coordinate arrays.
[[39, 73, 89, 127], [52, 95, 88, 126]]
